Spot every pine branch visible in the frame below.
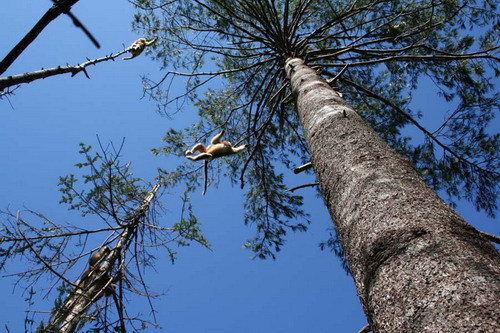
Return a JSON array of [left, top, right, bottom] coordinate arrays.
[[339, 76, 499, 176]]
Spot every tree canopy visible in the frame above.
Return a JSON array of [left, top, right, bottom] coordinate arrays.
[[0, 0, 498, 330], [131, 0, 499, 258]]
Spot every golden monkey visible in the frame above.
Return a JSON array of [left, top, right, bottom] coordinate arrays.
[[95, 272, 116, 298], [76, 246, 114, 297], [89, 247, 115, 297], [185, 130, 248, 195], [185, 130, 248, 161], [384, 22, 407, 39], [123, 38, 157, 60], [89, 246, 111, 266], [78, 247, 111, 285]]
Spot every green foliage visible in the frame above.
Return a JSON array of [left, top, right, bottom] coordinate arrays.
[[58, 143, 146, 218], [243, 165, 309, 259], [132, 0, 499, 260], [173, 212, 209, 247], [1, 141, 210, 331], [152, 85, 311, 259]]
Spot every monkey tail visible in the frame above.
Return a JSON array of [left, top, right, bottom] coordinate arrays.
[[202, 160, 209, 195]]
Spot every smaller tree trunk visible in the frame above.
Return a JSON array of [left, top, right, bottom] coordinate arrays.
[[47, 183, 161, 333]]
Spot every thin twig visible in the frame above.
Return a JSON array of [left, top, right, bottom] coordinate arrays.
[[288, 182, 319, 192], [15, 211, 78, 288]]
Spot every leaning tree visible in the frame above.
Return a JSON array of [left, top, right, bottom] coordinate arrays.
[[131, 0, 499, 331]]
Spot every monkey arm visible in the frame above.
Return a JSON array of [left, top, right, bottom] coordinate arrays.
[[123, 54, 138, 60], [186, 153, 213, 161], [231, 144, 249, 154]]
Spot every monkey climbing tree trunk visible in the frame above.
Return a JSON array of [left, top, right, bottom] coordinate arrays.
[[47, 183, 161, 333], [285, 58, 500, 332]]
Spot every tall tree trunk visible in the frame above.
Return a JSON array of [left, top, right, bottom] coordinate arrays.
[[285, 58, 500, 332]]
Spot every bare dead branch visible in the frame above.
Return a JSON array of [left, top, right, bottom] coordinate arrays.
[[15, 211, 79, 289], [0, 50, 129, 91], [57, 2, 101, 49]]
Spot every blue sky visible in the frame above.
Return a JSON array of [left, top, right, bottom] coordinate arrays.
[[0, 1, 497, 332]]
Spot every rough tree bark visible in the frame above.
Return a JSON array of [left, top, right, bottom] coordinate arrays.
[[285, 58, 499, 332]]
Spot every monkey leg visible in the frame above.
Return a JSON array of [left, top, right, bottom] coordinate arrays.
[[210, 130, 225, 145], [185, 143, 207, 155]]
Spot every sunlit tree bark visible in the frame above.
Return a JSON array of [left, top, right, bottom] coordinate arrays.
[[286, 57, 499, 332]]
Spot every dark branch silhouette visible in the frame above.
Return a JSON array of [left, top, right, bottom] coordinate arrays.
[[0, 0, 100, 76], [53, 0, 101, 49]]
